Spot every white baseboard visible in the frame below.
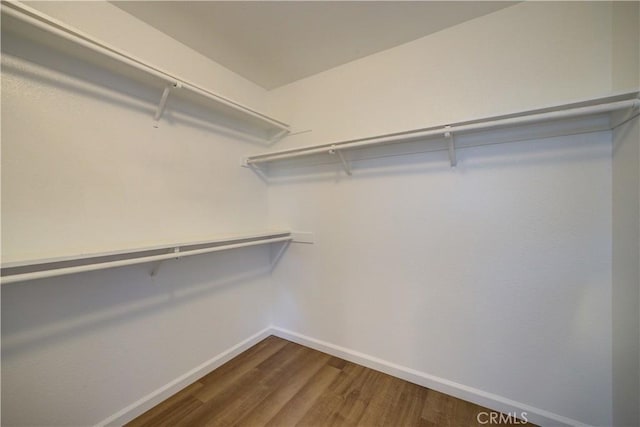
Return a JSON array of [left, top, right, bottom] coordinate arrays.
[[96, 326, 589, 427], [270, 326, 589, 427], [94, 327, 272, 426]]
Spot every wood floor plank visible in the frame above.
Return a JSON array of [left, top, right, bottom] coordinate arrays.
[[137, 396, 202, 427], [296, 362, 370, 425], [178, 343, 308, 426], [127, 382, 204, 427], [328, 376, 370, 425], [126, 336, 537, 427], [356, 372, 404, 426], [266, 365, 341, 427], [422, 388, 453, 426], [209, 345, 321, 426], [453, 396, 482, 427], [327, 356, 348, 370], [264, 364, 342, 426], [328, 366, 381, 426], [391, 381, 429, 426], [234, 347, 331, 426], [194, 336, 289, 403]]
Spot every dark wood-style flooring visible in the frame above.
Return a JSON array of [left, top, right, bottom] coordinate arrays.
[[127, 336, 534, 426]]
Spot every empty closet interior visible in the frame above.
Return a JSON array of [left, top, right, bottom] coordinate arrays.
[[1, 1, 639, 426]]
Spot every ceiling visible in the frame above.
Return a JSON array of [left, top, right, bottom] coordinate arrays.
[[112, 1, 516, 90]]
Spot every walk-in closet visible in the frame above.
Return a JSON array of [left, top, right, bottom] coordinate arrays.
[[2, 2, 639, 426]]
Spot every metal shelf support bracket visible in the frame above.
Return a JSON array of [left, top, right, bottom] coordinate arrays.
[[444, 126, 457, 167], [150, 247, 179, 276], [153, 82, 181, 128], [269, 129, 290, 144], [329, 145, 352, 175]]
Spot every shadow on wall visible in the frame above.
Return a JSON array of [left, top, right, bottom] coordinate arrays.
[[1, 245, 271, 360], [261, 130, 612, 186], [0, 33, 272, 146], [612, 112, 640, 155]]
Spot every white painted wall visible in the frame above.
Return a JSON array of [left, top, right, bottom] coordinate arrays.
[[25, 1, 268, 112], [268, 133, 613, 427], [612, 116, 640, 427], [2, 1, 637, 426], [1, 3, 275, 425], [611, 3, 640, 426], [267, 1, 613, 148], [266, 2, 620, 425], [1, 251, 272, 426], [612, 2, 640, 94]]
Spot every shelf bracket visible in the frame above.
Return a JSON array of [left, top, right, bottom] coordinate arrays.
[[611, 97, 640, 129], [444, 126, 457, 167], [153, 82, 181, 128], [150, 247, 180, 277], [245, 161, 268, 183], [269, 129, 290, 144], [150, 261, 162, 277], [270, 239, 291, 271], [328, 145, 352, 175]]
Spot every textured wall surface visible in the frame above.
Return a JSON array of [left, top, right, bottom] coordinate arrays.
[[612, 115, 640, 427], [268, 2, 613, 147], [268, 132, 613, 426], [2, 1, 637, 425], [266, 3, 618, 425], [1, 4, 275, 424]]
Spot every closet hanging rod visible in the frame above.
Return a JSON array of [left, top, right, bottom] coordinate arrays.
[[245, 96, 639, 165], [1, 234, 292, 285], [1, 1, 290, 133]]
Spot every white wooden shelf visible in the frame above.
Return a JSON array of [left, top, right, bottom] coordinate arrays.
[[0, 1, 290, 140], [243, 92, 639, 173], [1, 231, 293, 284]]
